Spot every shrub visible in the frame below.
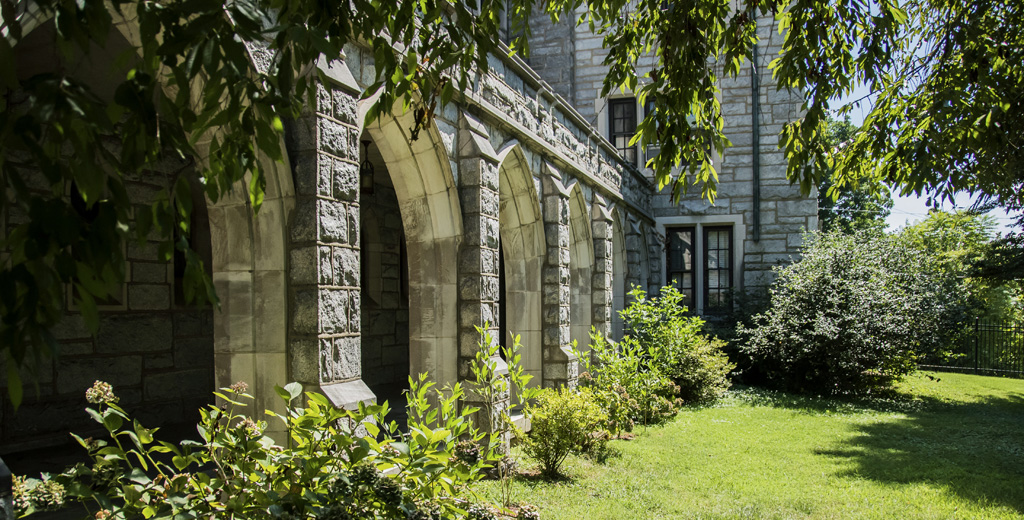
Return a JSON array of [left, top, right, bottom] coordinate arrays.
[[621, 286, 734, 404], [520, 387, 608, 477], [576, 286, 733, 434], [467, 326, 541, 509], [17, 379, 494, 519], [737, 230, 969, 395], [580, 333, 679, 433]]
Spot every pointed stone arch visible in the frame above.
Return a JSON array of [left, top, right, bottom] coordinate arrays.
[[638, 221, 652, 297], [610, 208, 628, 339], [360, 106, 463, 389], [496, 142, 544, 387], [567, 183, 594, 352], [5, 14, 296, 440]]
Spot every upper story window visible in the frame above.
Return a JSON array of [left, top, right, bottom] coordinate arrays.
[[609, 98, 638, 167], [643, 98, 660, 166]]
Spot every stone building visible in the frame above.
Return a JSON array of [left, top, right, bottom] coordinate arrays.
[[1, 8, 813, 451]]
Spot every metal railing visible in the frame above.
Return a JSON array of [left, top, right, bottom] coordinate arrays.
[[920, 318, 1024, 377]]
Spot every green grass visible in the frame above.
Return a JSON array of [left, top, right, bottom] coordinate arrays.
[[474, 372, 1024, 519]]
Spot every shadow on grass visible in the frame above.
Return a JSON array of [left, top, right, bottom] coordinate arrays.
[[735, 385, 1024, 513], [728, 384, 928, 415], [516, 470, 574, 484]]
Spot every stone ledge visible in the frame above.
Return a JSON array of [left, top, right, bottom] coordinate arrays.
[[321, 379, 376, 410]]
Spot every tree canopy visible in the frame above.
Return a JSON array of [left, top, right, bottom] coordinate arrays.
[[817, 117, 893, 234], [1, 0, 1022, 401], [0, 0, 513, 404]]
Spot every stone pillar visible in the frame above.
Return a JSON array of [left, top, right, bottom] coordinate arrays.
[[625, 215, 643, 301], [457, 112, 512, 441], [456, 111, 502, 379], [591, 195, 614, 340], [541, 164, 578, 389], [647, 226, 663, 294], [285, 79, 373, 409]]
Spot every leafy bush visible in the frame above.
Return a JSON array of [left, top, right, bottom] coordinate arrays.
[[579, 333, 680, 433], [576, 286, 733, 434], [519, 387, 608, 477], [468, 326, 540, 508], [16, 379, 494, 519], [620, 286, 734, 404], [738, 230, 969, 395]]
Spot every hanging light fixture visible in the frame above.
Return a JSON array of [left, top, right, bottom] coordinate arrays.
[[360, 140, 374, 194]]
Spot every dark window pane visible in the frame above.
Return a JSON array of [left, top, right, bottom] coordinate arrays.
[[609, 98, 637, 166], [667, 227, 695, 311], [703, 226, 733, 313]]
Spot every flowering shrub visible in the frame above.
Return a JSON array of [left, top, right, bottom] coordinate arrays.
[[15, 378, 499, 519]]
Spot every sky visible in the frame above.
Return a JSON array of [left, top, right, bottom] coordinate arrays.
[[840, 87, 1020, 236]]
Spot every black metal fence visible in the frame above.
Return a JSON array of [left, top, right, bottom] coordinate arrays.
[[919, 318, 1024, 377]]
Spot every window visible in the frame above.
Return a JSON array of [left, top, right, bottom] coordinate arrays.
[[665, 224, 735, 314], [643, 98, 660, 166], [703, 226, 733, 312], [666, 227, 695, 311], [609, 98, 637, 167]]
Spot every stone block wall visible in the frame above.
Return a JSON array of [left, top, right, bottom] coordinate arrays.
[[359, 152, 410, 399], [0, 161, 215, 450], [524, 11, 576, 105], [529, 10, 815, 299]]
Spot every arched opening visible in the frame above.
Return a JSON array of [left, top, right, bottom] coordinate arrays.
[[611, 211, 627, 340], [359, 136, 411, 421], [639, 222, 652, 297], [496, 145, 544, 388], [568, 185, 594, 352], [360, 107, 463, 398], [0, 18, 270, 459]]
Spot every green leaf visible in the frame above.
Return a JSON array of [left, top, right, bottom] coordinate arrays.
[[6, 360, 22, 409], [172, 455, 189, 470], [283, 382, 303, 400]]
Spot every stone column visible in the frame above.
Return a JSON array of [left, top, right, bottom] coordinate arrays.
[[285, 79, 373, 409], [457, 112, 510, 439], [590, 195, 614, 340], [456, 111, 502, 377], [541, 164, 578, 389], [625, 215, 643, 301], [647, 226, 663, 294]]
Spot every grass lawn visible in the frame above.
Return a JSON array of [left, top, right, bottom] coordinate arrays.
[[474, 372, 1024, 519]]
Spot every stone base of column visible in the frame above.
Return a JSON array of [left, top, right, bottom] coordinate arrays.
[[321, 379, 377, 410]]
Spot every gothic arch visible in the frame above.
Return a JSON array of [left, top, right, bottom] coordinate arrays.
[[611, 208, 627, 340], [639, 221, 652, 297], [361, 106, 463, 388], [8, 14, 297, 437], [567, 183, 594, 351], [496, 143, 544, 387]]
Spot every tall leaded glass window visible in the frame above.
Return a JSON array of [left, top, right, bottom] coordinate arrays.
[[666, 227, 695, 311], [609, 98, 637, 166], [703, 226, 733, 312]]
